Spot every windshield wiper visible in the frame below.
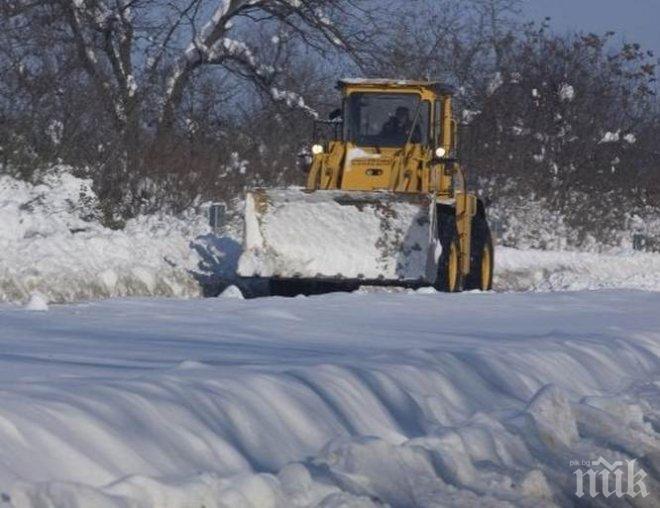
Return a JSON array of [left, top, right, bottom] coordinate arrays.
[[405, 98, 423, 146]]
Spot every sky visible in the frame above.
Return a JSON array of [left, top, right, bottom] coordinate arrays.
[[522, 0, 660, 58]]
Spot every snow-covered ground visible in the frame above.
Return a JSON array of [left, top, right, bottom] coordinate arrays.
[[495, 247, 660, 292], [0, 290, 659, 507], [2, 168, 660, 506], [2, 169, 660, 305], [0, 169, 237, 304]]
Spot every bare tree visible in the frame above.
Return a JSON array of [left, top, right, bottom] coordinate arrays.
[[72, 1, 366, 131], [470, 0, 520, 71], [3, 0, 371, 146], [0, 0, 375, 215]]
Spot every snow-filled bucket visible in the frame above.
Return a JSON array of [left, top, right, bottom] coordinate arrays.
[[237, 188, 440, 282]]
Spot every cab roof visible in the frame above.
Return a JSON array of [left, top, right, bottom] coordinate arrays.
[[337, 78, 454, 95]]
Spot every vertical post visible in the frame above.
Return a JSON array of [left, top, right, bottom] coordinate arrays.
[[442, 96, 452, 152]]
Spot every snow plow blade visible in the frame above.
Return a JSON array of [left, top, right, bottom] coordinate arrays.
[[237, 189, 439, 283]]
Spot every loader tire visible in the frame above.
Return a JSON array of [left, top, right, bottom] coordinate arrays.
[[464, 212, 494, 291], [435, 209, 462, 293]]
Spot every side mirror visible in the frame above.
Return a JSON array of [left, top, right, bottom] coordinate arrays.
[[297, 149, 313, 173], [328, 108, 342, 121]]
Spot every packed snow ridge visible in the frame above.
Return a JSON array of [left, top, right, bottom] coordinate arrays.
[[0, 290, 658, 506]]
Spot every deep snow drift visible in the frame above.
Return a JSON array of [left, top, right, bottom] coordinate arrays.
[[0, 290, 659, 506]]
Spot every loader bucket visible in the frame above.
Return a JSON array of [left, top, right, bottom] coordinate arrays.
[[237, 189, 440, 283]]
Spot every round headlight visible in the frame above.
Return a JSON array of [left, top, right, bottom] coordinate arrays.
[[311, 144, 324, 155], [435, 147, 447, 158]]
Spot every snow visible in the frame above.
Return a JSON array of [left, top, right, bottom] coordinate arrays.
[[270, 88, 318, 118], [495, 246, 660, 291], [338, 78, 439, 87], [220, 38, 256, 66], [23, 292, 49, 311], [126, 74, 137, 97], [219, 284, 244, 299], [526, 384, 578, 447], [46, 120, 64, 146], [238, 189, 439, 282], [624, 133, 637, 144], [344, 148, 381, 165], [0, 168, 234, 303], [2, 168, 660, 505], [0, 290, 659, 506], [200, 1, 231, 41], [599, 130, 620, 143], [487, 72, 503, 95], [3, 170, 660, 304], [461, 109, 480, 124], [558, 83, 575, 102]]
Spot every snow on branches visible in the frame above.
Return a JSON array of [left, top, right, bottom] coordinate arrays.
[[161, 0, 345, 127], [10, 0, 354, 135]]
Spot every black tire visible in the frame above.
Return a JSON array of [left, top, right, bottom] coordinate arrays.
[[435, 208, 462, 292], [464, 208, 494, 291]]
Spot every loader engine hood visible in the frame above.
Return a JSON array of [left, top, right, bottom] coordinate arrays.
[[238, 189, 440, 282], [342, 145, 397, 190]]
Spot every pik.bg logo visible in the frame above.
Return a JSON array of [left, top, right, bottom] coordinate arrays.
[[572, 457, 648, 498]]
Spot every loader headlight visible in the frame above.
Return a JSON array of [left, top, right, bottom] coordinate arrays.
[[311, 144, 324, 155], [435, 147, 447, 158]]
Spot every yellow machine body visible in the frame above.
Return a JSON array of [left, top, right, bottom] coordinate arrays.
[[305, 79, 476, 276], [237, 79, 487, 290]]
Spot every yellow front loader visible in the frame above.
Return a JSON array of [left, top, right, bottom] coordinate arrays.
[[237, 79, 494, 294]]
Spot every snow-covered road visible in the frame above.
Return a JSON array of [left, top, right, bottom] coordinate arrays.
[[1, 290, 659, 506]]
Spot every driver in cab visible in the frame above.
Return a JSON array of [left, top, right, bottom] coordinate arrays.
[[380, 106, 421, 144]]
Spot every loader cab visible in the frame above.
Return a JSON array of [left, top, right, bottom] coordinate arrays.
[[307, 79, 457, 193], [337, 79, 456, 151], [344, 93, 430, 147]]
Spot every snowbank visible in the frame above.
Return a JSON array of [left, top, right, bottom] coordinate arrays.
[[2, 169, 660, 304], [0, 290, 658, 506], [496, 246, 660, 292], [0, 168, 238, 303]]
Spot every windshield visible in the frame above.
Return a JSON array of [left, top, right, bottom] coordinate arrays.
[[345, 93, 430, 147]]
